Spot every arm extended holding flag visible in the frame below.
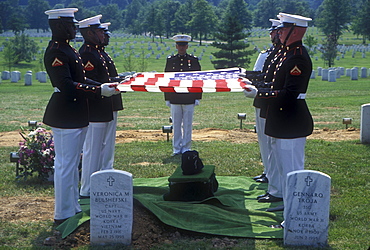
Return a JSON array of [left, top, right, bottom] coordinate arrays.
[[116, 68, 258, 93]]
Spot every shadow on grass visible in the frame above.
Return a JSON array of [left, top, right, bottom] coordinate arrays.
[[162, 154, 182, 164]]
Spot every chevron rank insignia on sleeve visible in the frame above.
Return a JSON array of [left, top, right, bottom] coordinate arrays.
[[51, 57, 63, 67], [84, 61, 95, 71], [290, 65, 302, 75]]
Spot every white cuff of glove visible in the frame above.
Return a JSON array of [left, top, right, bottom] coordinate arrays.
[[101, 83, 118, 97], [194, 99, 200, 106], [243, 85, 257, 98], [165, 101, 171, 107]]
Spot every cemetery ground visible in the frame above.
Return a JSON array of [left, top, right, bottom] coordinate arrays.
[[0, 29, 369, 249], [0, 77, 369, 249]]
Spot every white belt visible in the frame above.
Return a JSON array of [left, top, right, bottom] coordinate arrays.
[[297, 93, 306, 99], [54, 87, 61, 92]]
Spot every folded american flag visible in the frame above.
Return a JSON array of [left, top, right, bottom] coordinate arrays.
[[117, 68, 250, 93]]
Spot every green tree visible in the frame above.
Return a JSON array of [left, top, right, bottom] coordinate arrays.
[[159, 0, 181, 38], [278, 0, 311, 18], [352, 0, 370, 43], [319, 34, 338, 67], [253, 0, 311, 28], [145, 4, 164, 42], [2, 34, 39, 69], [315, 0, 351, 66], [187, 0, 216, 45], [2, 40, 16, 71], [304, 34, 318, 57], [0, 0, 12, 32], [253, 0, 280, 28], [211, 13, 254, 69], [25, 0, 50, 32], [171, 0, 196, 35], [8, 10, 28, 34], [225, 0, 252, 30], [100, 4, 123, 31], [123, 0, 145, 32]]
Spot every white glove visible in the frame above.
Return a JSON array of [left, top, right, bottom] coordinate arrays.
[[165, 101, 171, 107], [101, 83, 119, 97], [195, 99, 200, 106], [243, 84, 257, 98]]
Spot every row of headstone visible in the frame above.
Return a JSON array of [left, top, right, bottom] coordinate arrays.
[[317, 67, 369, 81], [1, 70, 47, 84]]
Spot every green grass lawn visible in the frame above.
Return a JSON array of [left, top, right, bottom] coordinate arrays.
[[0, 29, 369, 249]]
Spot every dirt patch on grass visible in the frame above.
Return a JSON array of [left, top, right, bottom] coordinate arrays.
[[0, 196, 236, 249], [0, 127, 360, 147]]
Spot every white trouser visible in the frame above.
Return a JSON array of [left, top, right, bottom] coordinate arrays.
[[101, 111, 118, 170], [80, 122, 110, 197], [270, 137, 306, 200], [255, 108, 269, 174], [266, 136, 281, 197], [52, 127, 88, 220], [170, 104, 195, 154]]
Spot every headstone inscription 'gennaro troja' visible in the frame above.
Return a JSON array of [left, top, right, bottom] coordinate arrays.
[[284, 170, 331, 247], [90, 170, 133, 245]]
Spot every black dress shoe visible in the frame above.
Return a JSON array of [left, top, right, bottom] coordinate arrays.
[[54, 218, 68, 226], [255, 175, 269, 183], [79, 195, 90, 199], [258, 194, 283, 203], [253, 173, 265, 180], [256, 192, 269, 200], [266, 205, 284, 212]]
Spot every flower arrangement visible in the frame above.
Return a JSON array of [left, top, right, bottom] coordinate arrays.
[[17, 127, 55, 181]]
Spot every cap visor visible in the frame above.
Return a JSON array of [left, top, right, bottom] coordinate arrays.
[[176, 42, 188, 46]]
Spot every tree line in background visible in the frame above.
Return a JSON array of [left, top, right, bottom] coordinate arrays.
[[1, 0, 370, 68]]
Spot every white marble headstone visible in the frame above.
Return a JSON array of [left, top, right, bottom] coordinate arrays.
[[360, 67, 367, 78], [328, 70, 336, 82], [321, 69, 328, 81], [11, 71, 20, 83], [90, 170, 133, 245], [2, 71, 10, 80], [310, 70, 315, 79], [284, 170, 331, 247], [360, 103, 370, 144], [24, 73, 32, 86], [351, 68, 358, 80], [38, 71, 47, 83], [317, 67, 322, 76]]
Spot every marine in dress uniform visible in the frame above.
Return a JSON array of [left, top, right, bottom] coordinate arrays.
[[99, 22, 124, 172], [164, 34, 202, 155], [255, 13, 314, 210], [251, 19, 282, 185], [78, 15, 117, 198], [42, 8, 118, 224]]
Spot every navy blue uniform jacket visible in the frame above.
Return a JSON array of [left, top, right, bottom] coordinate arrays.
[[256, 41, 313, 139], [79, 43, 114, 122], [43, 39, 102, 129]]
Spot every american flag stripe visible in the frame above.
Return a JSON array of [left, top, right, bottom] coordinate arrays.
[[117, 68, 248, 93]]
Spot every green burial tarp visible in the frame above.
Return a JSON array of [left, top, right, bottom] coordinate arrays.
[[57, 176, 283, 239]]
